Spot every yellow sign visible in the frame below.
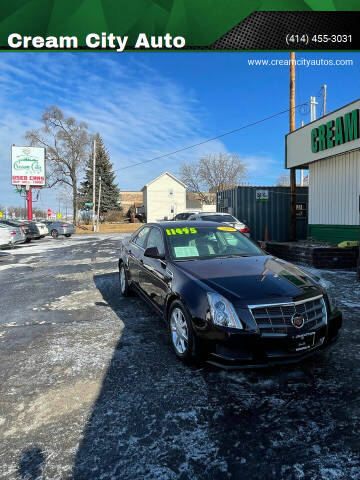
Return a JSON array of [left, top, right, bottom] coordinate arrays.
[[0, 212, 2, 218], [166, 227, 197, 236], [57, 213, 62, 219], [338, 240, 359, 248], [217, 226, 236, 232]]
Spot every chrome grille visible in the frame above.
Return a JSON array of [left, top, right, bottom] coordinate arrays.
[[249, 296, 327, 334]]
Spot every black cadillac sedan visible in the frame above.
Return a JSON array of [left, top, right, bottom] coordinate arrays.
[[118, 221, 342, 368]]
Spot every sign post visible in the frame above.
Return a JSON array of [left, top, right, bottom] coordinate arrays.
[[27, 186, 32, 220]]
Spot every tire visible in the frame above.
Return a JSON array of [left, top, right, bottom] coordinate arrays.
[[119, 262, 131, 297], [25, 237, 31, 243], [51, 229, 59, 239], [65, 234, 71, 237], [168, 300, 198, 361]]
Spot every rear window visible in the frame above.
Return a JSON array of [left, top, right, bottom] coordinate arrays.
[[200, 214, 237, 223]]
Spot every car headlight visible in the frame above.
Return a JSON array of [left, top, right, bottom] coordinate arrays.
[[318, 278, 337, 311], [207, 292, 243, 329], [326, 291, 337, 311]]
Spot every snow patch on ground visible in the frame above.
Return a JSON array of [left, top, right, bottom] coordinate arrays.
[[45, 323, 123, 374], [47, 289, 107, 310], [0, 263, 28, 272], [55, 268, 117, 282]]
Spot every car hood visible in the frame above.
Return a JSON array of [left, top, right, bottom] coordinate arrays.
[[175, 255, 320, 306]]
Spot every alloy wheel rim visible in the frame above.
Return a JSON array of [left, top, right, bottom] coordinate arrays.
[[120, 266, 126, 293], [170, 308, 188, 354]]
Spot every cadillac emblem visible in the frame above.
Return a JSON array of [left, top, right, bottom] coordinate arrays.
[[291, 314, 305, 328]]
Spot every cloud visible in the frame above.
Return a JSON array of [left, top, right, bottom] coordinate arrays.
[[243, 154, 282, 185], [0, 53, 229, 210]]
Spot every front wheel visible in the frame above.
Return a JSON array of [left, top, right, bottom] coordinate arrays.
[[51, 229, 59, 239], [168, 301, 198, 361], [65, 234, 71, 237], [119, 263, 131, 297]]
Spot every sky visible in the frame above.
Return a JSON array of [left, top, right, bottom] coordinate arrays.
[[0, 51, 359, 212]]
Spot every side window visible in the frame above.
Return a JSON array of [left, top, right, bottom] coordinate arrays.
[[133, 226, 150, 249], [189, 215, 196, 221], [146, 228, 165, 255]]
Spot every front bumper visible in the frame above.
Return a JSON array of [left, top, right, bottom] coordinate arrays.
[[203, 310, 342, 369]]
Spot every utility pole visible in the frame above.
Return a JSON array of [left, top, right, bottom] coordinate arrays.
[[323, 84, 327, 115], [96, 176, 102, 232], [92, 139, 96, 231], [289, 51, 296, 241], [310, 96, 318, 122], [300, 121, 304, 186]]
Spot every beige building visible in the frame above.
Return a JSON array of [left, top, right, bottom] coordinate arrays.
[[142, 172, 187, 222], [118, 191, 143, 213]]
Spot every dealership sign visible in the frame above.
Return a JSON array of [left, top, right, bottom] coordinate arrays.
[[286, 99, 360, 169], [311, 109, 358, 153], [11, 146, 45, 186]]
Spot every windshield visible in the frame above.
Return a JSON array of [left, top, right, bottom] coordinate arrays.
[[166, 226, 263, 260], [200, 214, 238, 223]]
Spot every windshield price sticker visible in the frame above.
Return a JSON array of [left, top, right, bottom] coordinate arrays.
[[217, 226, 236, 232], [166, 227, 197, 235]]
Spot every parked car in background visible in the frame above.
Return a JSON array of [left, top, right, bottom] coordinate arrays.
[[34, 221, 48, 238], [0, 223, 25, 247], [22, 221, 42, 240], [45, 221, 75, 238], [0, 220, 32, 242], [173, 212, 199, 221], [187, 212, 251, 236], [0, 224, 13, 249]]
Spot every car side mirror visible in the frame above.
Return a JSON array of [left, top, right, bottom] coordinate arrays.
[[144, 246, 165, 259]]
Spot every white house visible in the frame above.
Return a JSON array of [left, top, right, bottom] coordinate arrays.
[[141, 172, 187, 222]]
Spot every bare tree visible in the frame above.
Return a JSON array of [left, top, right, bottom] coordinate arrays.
[[25, 106, 91, 224], [276, 173, 290, 186], [180, 153, 247, 204], [6, 205, 46, 219]]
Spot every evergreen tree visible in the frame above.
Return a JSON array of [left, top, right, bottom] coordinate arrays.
[[78, 134, 120, 215]]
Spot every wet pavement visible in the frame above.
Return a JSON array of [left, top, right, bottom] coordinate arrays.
[[0, 234, 359, 480]]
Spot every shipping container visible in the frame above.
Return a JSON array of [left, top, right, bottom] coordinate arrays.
[[217, 186, 308, 242]]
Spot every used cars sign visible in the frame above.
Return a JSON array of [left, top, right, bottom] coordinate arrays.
[[11, 145, 45, 186]]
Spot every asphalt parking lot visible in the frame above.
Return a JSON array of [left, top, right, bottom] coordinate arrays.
[[0, 234, 359, 480]]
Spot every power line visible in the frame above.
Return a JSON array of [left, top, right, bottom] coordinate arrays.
[[114, 102, 309, 172]]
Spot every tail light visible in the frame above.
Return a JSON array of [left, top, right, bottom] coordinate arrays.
[[11, 231, 16, 235], [241, 227, 250, 233], [61, 225, 68, 228]]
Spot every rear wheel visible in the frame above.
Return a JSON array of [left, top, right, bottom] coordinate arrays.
[[65, 234, 71, 237], [51, 229, 59, 239], [25, 237, 31, 243], [119, 263, 131, 297], [168, 300, 197, 361]]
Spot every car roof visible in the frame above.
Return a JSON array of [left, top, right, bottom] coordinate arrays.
[[195, 212, 233, 216], [147, 221, 223, 228]]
